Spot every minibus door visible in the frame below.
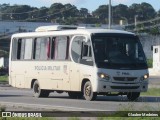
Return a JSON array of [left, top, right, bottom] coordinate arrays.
[[69, 36, 88, 91]]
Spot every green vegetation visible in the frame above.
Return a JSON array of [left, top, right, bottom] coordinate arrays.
[[0, 50, 9, 57], [147, 59, 153, 68], [141, 88, 160, 96], [0, 2, 158, 25], [0, 2, 160, 33], [0, 75, 8, 82]]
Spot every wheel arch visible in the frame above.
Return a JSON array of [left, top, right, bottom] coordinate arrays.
[[81, 78, 90, 92], [31, 79, 37, 89]]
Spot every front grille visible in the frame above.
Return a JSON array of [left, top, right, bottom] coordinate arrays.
[[111, 86, 139, 89], [113, 77, 137, 82]]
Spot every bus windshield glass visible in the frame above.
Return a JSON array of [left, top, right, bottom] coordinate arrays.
[[92, 33, 148, 70]]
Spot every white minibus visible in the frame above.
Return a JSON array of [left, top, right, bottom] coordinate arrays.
[[9, 25, 149, 101]]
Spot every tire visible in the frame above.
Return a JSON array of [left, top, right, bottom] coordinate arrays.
[[127, 92, 140, 101], [68, 92, 83, 99], [33, 80, 50, 98], [83, 81, 97, 101]]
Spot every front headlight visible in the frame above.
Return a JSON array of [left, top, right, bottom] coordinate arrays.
[[98, 73, 110, 80], [141, 73, 149, 80]]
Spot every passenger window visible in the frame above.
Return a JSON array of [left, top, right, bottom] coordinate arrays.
[[20, 39, 25, 60], [11, 38, 18, 60], [13, 38, 33, 60], [71, 36, 82, 63], [51, 38, 55, 59], [34, 37, 50, 60], [54, 36, 68, 60], [17, 39, 22, 60], [16, 39, 26, 60], [24, 38, 33, 60], [34, 39, 41, 59]]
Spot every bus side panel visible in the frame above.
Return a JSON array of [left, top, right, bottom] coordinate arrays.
[[69, 62, 80, 91], [29, 61, 70, 91], [9, 61, 25, 88], [9, 38, 14, 87], [79, 65, 97, 92], [62, 62, 70, 91], [10, 60, 71, 90], [25, 61, 59, 90]]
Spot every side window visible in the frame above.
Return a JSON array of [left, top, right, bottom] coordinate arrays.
[[11, 38, 18, 60], [17, 39, 24, 60], [12, 38, 33, 60], [20, 39, 25, 59], [16, 39, 21, 60], [34, 39, 41, 59], [24, 38, 33, 60], [80, 40, 93, 66], [40, 38, 50, 60], [34, 37, 50, 60], [71, 36, 83, 63], [51, 37, 55, 59], [55, 36, 68, 60]]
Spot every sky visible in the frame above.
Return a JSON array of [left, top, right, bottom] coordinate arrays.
[[0, 0, 160, 12]]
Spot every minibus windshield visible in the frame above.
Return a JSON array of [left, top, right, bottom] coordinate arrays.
[[92, 33, 148, 70]]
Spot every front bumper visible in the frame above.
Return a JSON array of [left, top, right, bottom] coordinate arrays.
[[97, 80, 148, 93]]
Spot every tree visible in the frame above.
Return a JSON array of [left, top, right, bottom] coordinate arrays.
[[140, 2, 156, 20], [63, 4, 79, 18], [157, 9, 160, 17], [0, 2, 158, 25], [112, 4, 128, 24], [28, 7, 49, 21], [11, 5, 33, 20], [79, 8, 89, 18], [92, 5, 108, 19], [92, 5, 108, 23], [128, 3, 141, 23], [0, 50, 8, 57], [128, 2, 156, 22], [0, 4, 10, 10], [48, 3, 65, 19], [48, 3, 80, 23]]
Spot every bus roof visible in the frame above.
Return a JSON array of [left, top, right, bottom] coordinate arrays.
[[11, 28, 135, 38]]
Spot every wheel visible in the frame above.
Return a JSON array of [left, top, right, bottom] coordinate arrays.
[[33, 80, 50, 98], [127, 92, 140, 101], [68, 92, 83, 99], [83, 81, 97, 101]]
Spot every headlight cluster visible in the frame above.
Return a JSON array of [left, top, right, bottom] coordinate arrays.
[[98, 73, 110, 80], [141, 73, 149, 80]]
